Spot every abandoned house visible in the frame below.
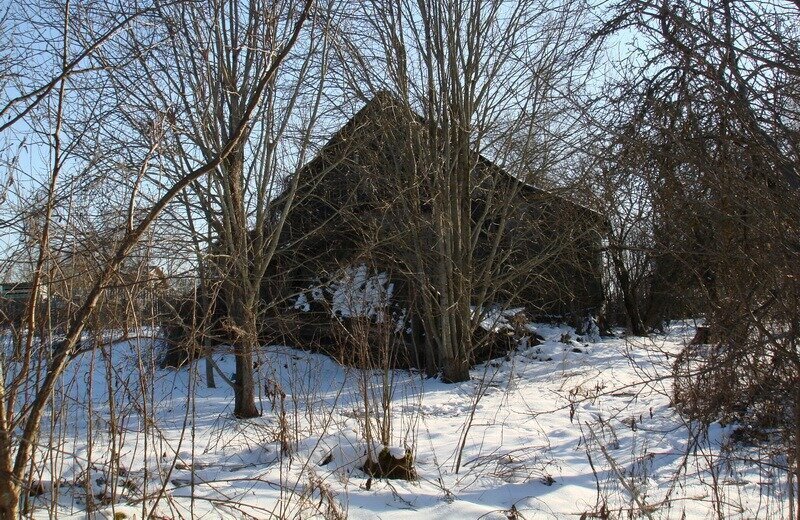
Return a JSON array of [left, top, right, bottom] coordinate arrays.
[[249, 92, 607, 370]]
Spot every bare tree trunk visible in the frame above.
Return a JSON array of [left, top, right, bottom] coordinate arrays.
[[234, 354, 258, 418], [232, 300, 260, 418], [205, 352, 217, 389], [0, 459, 19, 520]]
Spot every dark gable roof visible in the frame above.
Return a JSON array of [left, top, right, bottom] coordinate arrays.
[[293, 92, 602, 222], [297, 91, 403, 174]]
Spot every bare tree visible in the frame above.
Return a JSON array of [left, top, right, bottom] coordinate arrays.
[[80, 0, 335, 417], [586, 99, 658, 336], [334, 0, 600, 381], [592, 0, 800, 513], [0, 0, 313, 515]]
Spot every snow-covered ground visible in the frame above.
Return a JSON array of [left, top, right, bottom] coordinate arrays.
[[21, 321, 793, 519]]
